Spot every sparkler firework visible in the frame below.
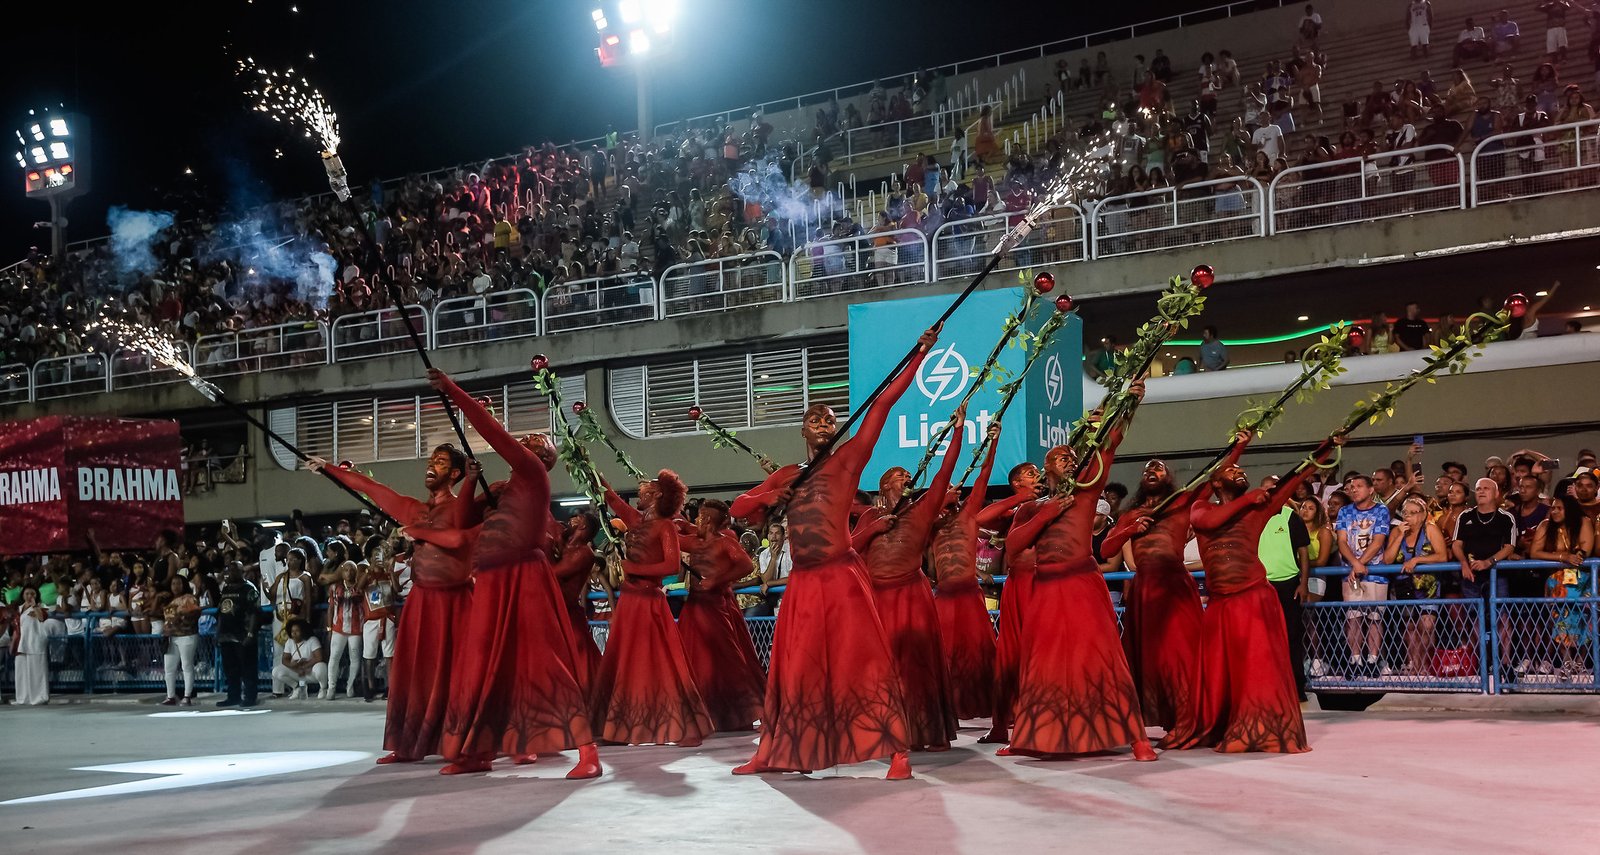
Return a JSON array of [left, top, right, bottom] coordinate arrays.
[[237, 57, 341, 154]]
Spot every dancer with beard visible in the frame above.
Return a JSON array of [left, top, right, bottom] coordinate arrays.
[[426, 368, 600, 778], [551, 512, 603, 690], [728, 324, 941, 779], [979, 459, 1045, 745], [1097, 459, 1205, 738], [1005, 385, 1157, 761], [931, 422, 1004, 721], [1164, 430, 1342, 753], [677, 499, 766, 733], [858, 405, 967, 752], [309, 446, 471, 764], [594, 472, 715, 746]]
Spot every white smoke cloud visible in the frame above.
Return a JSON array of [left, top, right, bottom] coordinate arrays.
[[106, 206, 176, 283]]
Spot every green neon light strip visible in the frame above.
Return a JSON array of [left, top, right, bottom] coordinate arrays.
[[752, 381, 849, 394], [1166, 320, 1351, 348]]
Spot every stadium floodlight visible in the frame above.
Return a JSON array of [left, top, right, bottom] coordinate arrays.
[[15, 106, 88, 256], [629, 30, 651, 54], [592, 7, 608, 30], [647, 0, 678, 33], [619, 0, 641, 24]]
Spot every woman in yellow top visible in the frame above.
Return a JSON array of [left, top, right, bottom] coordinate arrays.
[[1297, 497, 1337, 679]]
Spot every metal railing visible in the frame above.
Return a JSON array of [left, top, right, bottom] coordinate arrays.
[[1270, 144, 1465, 234], [542, 274, 658, 335], [789, 227, 929, 300], [1470, 117, 1600, 206], [660, 251, 787, 318], [1091, 175, 1266, 258], [196, 322, 330, 377], [109, 346, 195, 391], [328, 306, 430, 362], [930, 204, 1086, 280], [32, 353, 108, 400], [433, 290, 541, 348], [0, 363, 31, 405]]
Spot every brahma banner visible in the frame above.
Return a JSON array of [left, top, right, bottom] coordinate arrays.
[[0, 416, 184, 553]]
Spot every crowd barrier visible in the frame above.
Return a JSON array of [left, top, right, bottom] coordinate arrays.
[[5, 559, 1591, 700]]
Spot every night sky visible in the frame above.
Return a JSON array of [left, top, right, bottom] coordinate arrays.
[[1, 0, 1222, 260]]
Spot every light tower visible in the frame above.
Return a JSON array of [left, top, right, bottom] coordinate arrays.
[[592, 0, 678, 140], [13, 106, 89, 257]]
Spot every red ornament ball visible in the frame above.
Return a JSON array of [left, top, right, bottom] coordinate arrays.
[[1190, 264, 1215, 289], [337, 460, 355, 470], [688, 406, 704, 420], [1032, 271, 1056, 293], [530, 354, 549, 371], [1505, 293, 1530, 319], [572, 401, 588, 414], [1054, 294, 1076, 313], [1348, 325, 1368, 350]]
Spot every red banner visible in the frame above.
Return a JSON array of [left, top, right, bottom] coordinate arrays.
[[0, 416, 184, 553]]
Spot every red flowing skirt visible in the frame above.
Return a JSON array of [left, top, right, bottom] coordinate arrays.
[[872, 573, 957, 749], [748, 551, 910, 771], [565, 600, 601, 694], [384, 582, 471, 759], [590, 578, 714, 745], [1122, 557, 1203, 733], [678, 586, 765, 732], [1010, 556, 1146, 755], [991, 565, 1035, 729], [440, 561, 593, 761], [934, 580, 996, 720], [1163, 581, 1309, 753]]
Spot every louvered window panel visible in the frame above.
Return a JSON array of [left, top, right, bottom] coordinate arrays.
[[608, 366, 646, 438], [696, 354, 750, 429], [334, 400, 377, 464], [417, 393, 471, 455], [503, 381, 550, 436], [646, 361, 696, 436], [294, 402, 335, 465], [805, 341, 851, 418], [751, 349, 804, 427], [375, 397, 420, 461]]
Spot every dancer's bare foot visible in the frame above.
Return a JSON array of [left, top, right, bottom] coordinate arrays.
[[731, 760, 767, 775], [995, 745, 1016, 756], [1132, 740, 1158, 762], [565, 743, 602, 780], [885, 751, 913, 780], [512, 754, 537, 765], [375, 753, 418, 765]]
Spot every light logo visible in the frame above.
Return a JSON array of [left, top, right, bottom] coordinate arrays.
[[1043, 354, 1064, 408], [916, 345, 970, 405]]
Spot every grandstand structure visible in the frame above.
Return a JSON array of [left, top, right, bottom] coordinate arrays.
[[3, 0, 1599, 523]]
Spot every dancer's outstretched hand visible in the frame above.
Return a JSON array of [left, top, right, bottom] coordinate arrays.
[[426, 367, 448, 391], [917, 324, 942, 352], [306, 457, 328, 473]]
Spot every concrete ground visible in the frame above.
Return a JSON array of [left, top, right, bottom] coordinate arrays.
[[2, 696, 1597, 855]]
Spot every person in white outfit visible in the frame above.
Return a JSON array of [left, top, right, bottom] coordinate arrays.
[[159, 576, 202, 706], [322, 562, 364, 699], [12, 587, 51, 705], [270, 618, 327, 699]]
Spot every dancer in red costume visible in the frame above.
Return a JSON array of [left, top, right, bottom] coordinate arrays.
[[677, 499, 766, 732], [931, 423, 1003, 721], [1163, 430, 1342, 753], [1097, 459, 1205, 737], [551, 512, 603, 691], [978, 459, 1045, 744], [1006, 385, 1158, 761], [426, 368, 600, 778], [594, 472, 715, 746], [310, 447, 471, 764], [857, 405, 967, 751], [728, 324, 941, 779]]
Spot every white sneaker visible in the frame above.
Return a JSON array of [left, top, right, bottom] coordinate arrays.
[[1378, 664, 1395, 677], [1308, 659, 1328, 678], [293, 686, 307, 700], [1515, 659, 1531, 674]]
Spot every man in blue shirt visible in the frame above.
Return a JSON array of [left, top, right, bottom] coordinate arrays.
[[1198, 326, 1229, 371], [1335, 474, 1391, 678]]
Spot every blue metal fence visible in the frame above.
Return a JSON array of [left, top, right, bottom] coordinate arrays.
[[6, 560, 1595, 698]]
